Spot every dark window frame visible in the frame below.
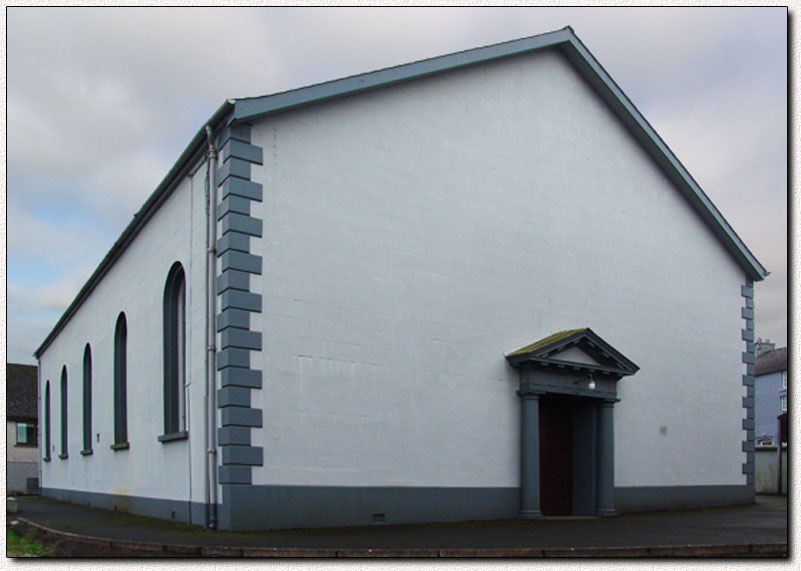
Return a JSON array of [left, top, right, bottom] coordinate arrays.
[[82, 344, 93, 455], [112, 312, 129, 450], [16, 422, 38, 446], [160, 263, 188, 442], [44, 381, 51, 461], [59, 366, 68, 459]]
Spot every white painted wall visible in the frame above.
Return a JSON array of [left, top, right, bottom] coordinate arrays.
[[37, 161, 210, 511], [247, 48, 747, 489]]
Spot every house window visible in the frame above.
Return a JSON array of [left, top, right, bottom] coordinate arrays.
[[16, 422, 37, 446], [782, 371, 787, 390], [161, 263, 188, 441], [44, 381, 51, 461], [60, 366, 68, 459], [82, 344, 93, 454], [780, 394, 787, 413], [113, 312, 129, 449]]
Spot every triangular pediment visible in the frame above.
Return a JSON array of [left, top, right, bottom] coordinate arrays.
[[506, 328, 639, 376]]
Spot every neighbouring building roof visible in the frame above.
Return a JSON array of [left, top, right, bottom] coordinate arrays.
[[34, 26, 768, 359], [755, 347, 788, 376], [6, 363, 38, 422]]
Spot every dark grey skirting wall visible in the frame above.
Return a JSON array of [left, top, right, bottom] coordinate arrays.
[[41, 487, 210, 527], [615, 485, 754, 513], [219, 485, 520, 531]]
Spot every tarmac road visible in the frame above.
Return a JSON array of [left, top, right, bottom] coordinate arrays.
[[8, 494, 788, 557]]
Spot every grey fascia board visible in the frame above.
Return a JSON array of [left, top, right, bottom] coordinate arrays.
[[231, 27, 574, 123], [232, 27, 766, 282], [561, 34, 767, 281], [35, 100, 236, 358]]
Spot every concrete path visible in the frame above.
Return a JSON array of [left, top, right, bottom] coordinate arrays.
[[8, 494, 788, 557]]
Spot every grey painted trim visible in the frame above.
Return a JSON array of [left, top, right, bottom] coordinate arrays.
[[217, 386, 251, 408], [221, 139, 264, 165], [217, 123, 252, 148], [218, 158, 252, 185], [220, 329, 262, 351], [615, 485, 753, 513], [219, 484, 519, 531], [216, 233, 250, 256], [231, 27, 766, 281], [217, 308, 250, 331], [220, 406, 263, 427], [220, 367, 262, 389], [221, 213, 263, 237], [41, 487, 209, 527], [158, 431, 189, 443], [220, 178, 263, 202], [220, 290, 263, 312], [221, 445, 263, 466], [220, 251, 263, 274], [217, 195, 251, 218], [741, 278, 756, 481], [217, 348, 250, 369], [217, 269, 250, 294], [218, 426, 252, 446]]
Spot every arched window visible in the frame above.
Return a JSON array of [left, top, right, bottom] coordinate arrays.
[[82, 344, 93, 455], [112, 313, 129, 449], [59, 366, 68, 459], [161, 263, 187, 440], [44, 381, 51, 461]]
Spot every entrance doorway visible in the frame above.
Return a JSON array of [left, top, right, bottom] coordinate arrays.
[[539, 396, 573, 516]]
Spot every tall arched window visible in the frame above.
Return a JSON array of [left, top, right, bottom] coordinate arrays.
[[161, 263, 187, 440], [59, 366, 68, 459], [44, 381, 51, 461], [82, 344, 93, 455], [112, 312, 129, 449]]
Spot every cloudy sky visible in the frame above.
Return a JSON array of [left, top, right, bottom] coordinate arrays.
[[5, 6, 788, 365]]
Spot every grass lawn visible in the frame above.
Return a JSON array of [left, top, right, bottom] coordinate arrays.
[[6, 528, 49, 557]]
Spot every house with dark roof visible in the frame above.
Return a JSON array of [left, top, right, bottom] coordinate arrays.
[[34, 27, 767, 530], [754, 342, 788, 446], [6, 363, 39, 494]]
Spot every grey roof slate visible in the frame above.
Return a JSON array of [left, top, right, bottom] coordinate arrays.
[[755, 347, 788, 376], [6, 363, 38, 422]]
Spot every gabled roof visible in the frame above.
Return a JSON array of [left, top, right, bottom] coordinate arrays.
[[35, 27, 767, 359], [506, 328, 639, 376], [7, 363, 38, 422], [755, 347, 788, 376]]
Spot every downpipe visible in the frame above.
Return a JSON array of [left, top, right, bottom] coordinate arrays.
[[204, 125, 219, 529]]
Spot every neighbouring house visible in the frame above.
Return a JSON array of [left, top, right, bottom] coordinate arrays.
[[7, 363, 40, 495], [34, 27, 768, 531], [754, 341, 788, 446], [753, 341, 787, 494]]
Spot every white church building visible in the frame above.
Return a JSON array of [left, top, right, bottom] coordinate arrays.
[[35, 27, 767, 530]]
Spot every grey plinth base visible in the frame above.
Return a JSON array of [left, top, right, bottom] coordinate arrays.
[[520, 510, 544, 519]]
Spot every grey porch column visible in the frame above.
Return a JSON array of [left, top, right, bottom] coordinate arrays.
[[518, 387, 543, 519], [596, 399, 617, 516]]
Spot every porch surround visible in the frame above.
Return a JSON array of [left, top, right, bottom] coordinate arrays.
[[506, 328, 639, 518]]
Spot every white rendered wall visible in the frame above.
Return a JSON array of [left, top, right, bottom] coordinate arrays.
[[247, 48, 747, 490], [38, 162, 210, 510]]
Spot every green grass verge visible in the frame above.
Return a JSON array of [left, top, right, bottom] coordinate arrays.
[[6, 528, 49, 557]]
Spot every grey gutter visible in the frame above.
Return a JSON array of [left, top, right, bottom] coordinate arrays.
[[34, 100, 236, 359], [231, 27, 767, 282]]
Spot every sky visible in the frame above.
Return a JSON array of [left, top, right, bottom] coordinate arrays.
[[4, 6, 789, 365]]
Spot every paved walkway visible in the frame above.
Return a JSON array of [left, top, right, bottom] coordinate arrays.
[[8, 494, 788, 557]]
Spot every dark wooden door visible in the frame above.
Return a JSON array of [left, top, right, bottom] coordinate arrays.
[[539, 397, 573, 516]]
